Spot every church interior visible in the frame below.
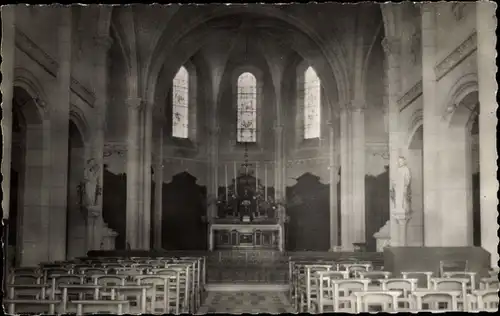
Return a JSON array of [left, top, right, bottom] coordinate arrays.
[[1, 3, 498, 314]]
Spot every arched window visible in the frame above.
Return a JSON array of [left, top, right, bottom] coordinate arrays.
[[172, 66, 189, 138], [237, 72, 257, 143], [304, 66, 321, 139]]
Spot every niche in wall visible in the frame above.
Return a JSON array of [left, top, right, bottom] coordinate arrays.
[[102, 166, 127, 249]]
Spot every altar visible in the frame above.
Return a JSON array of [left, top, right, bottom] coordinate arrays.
[[209, 223, 283, 251], [208, 152, 286, 252]]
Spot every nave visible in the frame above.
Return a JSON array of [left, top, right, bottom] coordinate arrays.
[[4, 250, 499, 314]]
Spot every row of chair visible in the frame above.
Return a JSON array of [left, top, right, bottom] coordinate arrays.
[[4, 255, 206, 315], [288, 258, 499, 313]]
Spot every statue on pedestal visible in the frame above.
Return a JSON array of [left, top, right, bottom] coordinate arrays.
[[84, 158, 102, 215], [390, 156, 412, 214]]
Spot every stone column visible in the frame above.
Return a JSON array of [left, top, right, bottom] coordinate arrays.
[[351, 102, 366, 245], [141, 106, 153, 249], [1, 6, 15, 222], [340, 106, 353, 250], [126, 97, 142, 249], [382, 34, 403, 246], [477, 1, 499, 268], [48, 8, 72, 261], [421, 4, 441, 246], [274, 124, 284, 201], [136, 110, 145, 248], [90, 34, 112, 250], [153, 128, 164, 249], [207, 125, 220, 220], [328, 119, 339, 250]]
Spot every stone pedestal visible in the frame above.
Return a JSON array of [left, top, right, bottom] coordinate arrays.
[[393, 213, 412, 247], [101, 224, 118, 250], [476, 1, 499, 269], [374, 220, 391, 252]]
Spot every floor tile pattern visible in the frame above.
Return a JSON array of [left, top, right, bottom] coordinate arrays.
[[196, 291, 296, 314]]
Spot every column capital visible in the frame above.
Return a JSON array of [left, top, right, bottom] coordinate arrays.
[[350, 100, 367, 112], [392, 212, 412, 223], [274, 124, 285, 132], [126, 97, 143, 110], [381, 36, 401, 57], [94, 35, 113, 51], [341, 100, 367, 112]]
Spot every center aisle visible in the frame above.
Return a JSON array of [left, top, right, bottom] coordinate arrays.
[[197, 291, 295, 314]]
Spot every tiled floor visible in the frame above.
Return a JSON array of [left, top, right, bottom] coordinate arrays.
[[197, 291, 296, 314]]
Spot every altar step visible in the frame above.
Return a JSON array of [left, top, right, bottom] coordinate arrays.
[[207, 264, 288, 284], [205, 283, 289, 292]]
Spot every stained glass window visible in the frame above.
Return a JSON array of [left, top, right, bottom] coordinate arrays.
[[237, 72, 257, 143], [304, 66, 321, 139], [172, 66, 189, 138]]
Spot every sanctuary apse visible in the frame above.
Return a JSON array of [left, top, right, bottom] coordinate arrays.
[[1, 5, 498, 311]]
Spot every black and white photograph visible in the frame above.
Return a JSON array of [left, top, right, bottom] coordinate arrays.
[[1, 2, 498, 314]]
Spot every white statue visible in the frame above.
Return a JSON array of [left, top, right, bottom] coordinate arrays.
[[390, 156, 412, 213], [84, 158, 101, 207]]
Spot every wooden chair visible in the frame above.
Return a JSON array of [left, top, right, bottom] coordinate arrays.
[[78, 267, 108, 276], [312, 271, 336, 313], [155, 265, 191, 313], [401, 271, 433, 289], [9, 273, 43, 285], [339, 263, 372, 278], [443, 271, 477, 290], [480, 276, 499, 290], [47, 274, 87, 300], [334, 279, 371, 312], [467, 289, 499, 312], [353, 291, 401, 313], [303, 264, 336, 312], [440, 260, 468, 277], [411, 290, 462, 311], [379, 278, 418, 311], [431, 277, 469, 310], [134, 274, 181, 314], [359, 271, 392, 288]]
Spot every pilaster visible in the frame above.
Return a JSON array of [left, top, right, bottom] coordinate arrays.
[[49, 7, 72, 262], [328, 119, 339, 250], [477, 1, 499, 268], [339, 105, 353, 250], [153, 128, 164, 249], [1, 6, 15, 222], [208, 125, 220, 220], [141, 105, 153, 250], [382, 33, 404, 247], [421, 4, 441, 247], [274, 123, 285, 201], [88, 34, 112, 251]]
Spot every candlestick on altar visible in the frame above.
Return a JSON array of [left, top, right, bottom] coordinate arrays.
[[225, 164, 228, 201], [255, 162, 259, 192], [264, 163, 268, 201], [234, 161, 237, 193]]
